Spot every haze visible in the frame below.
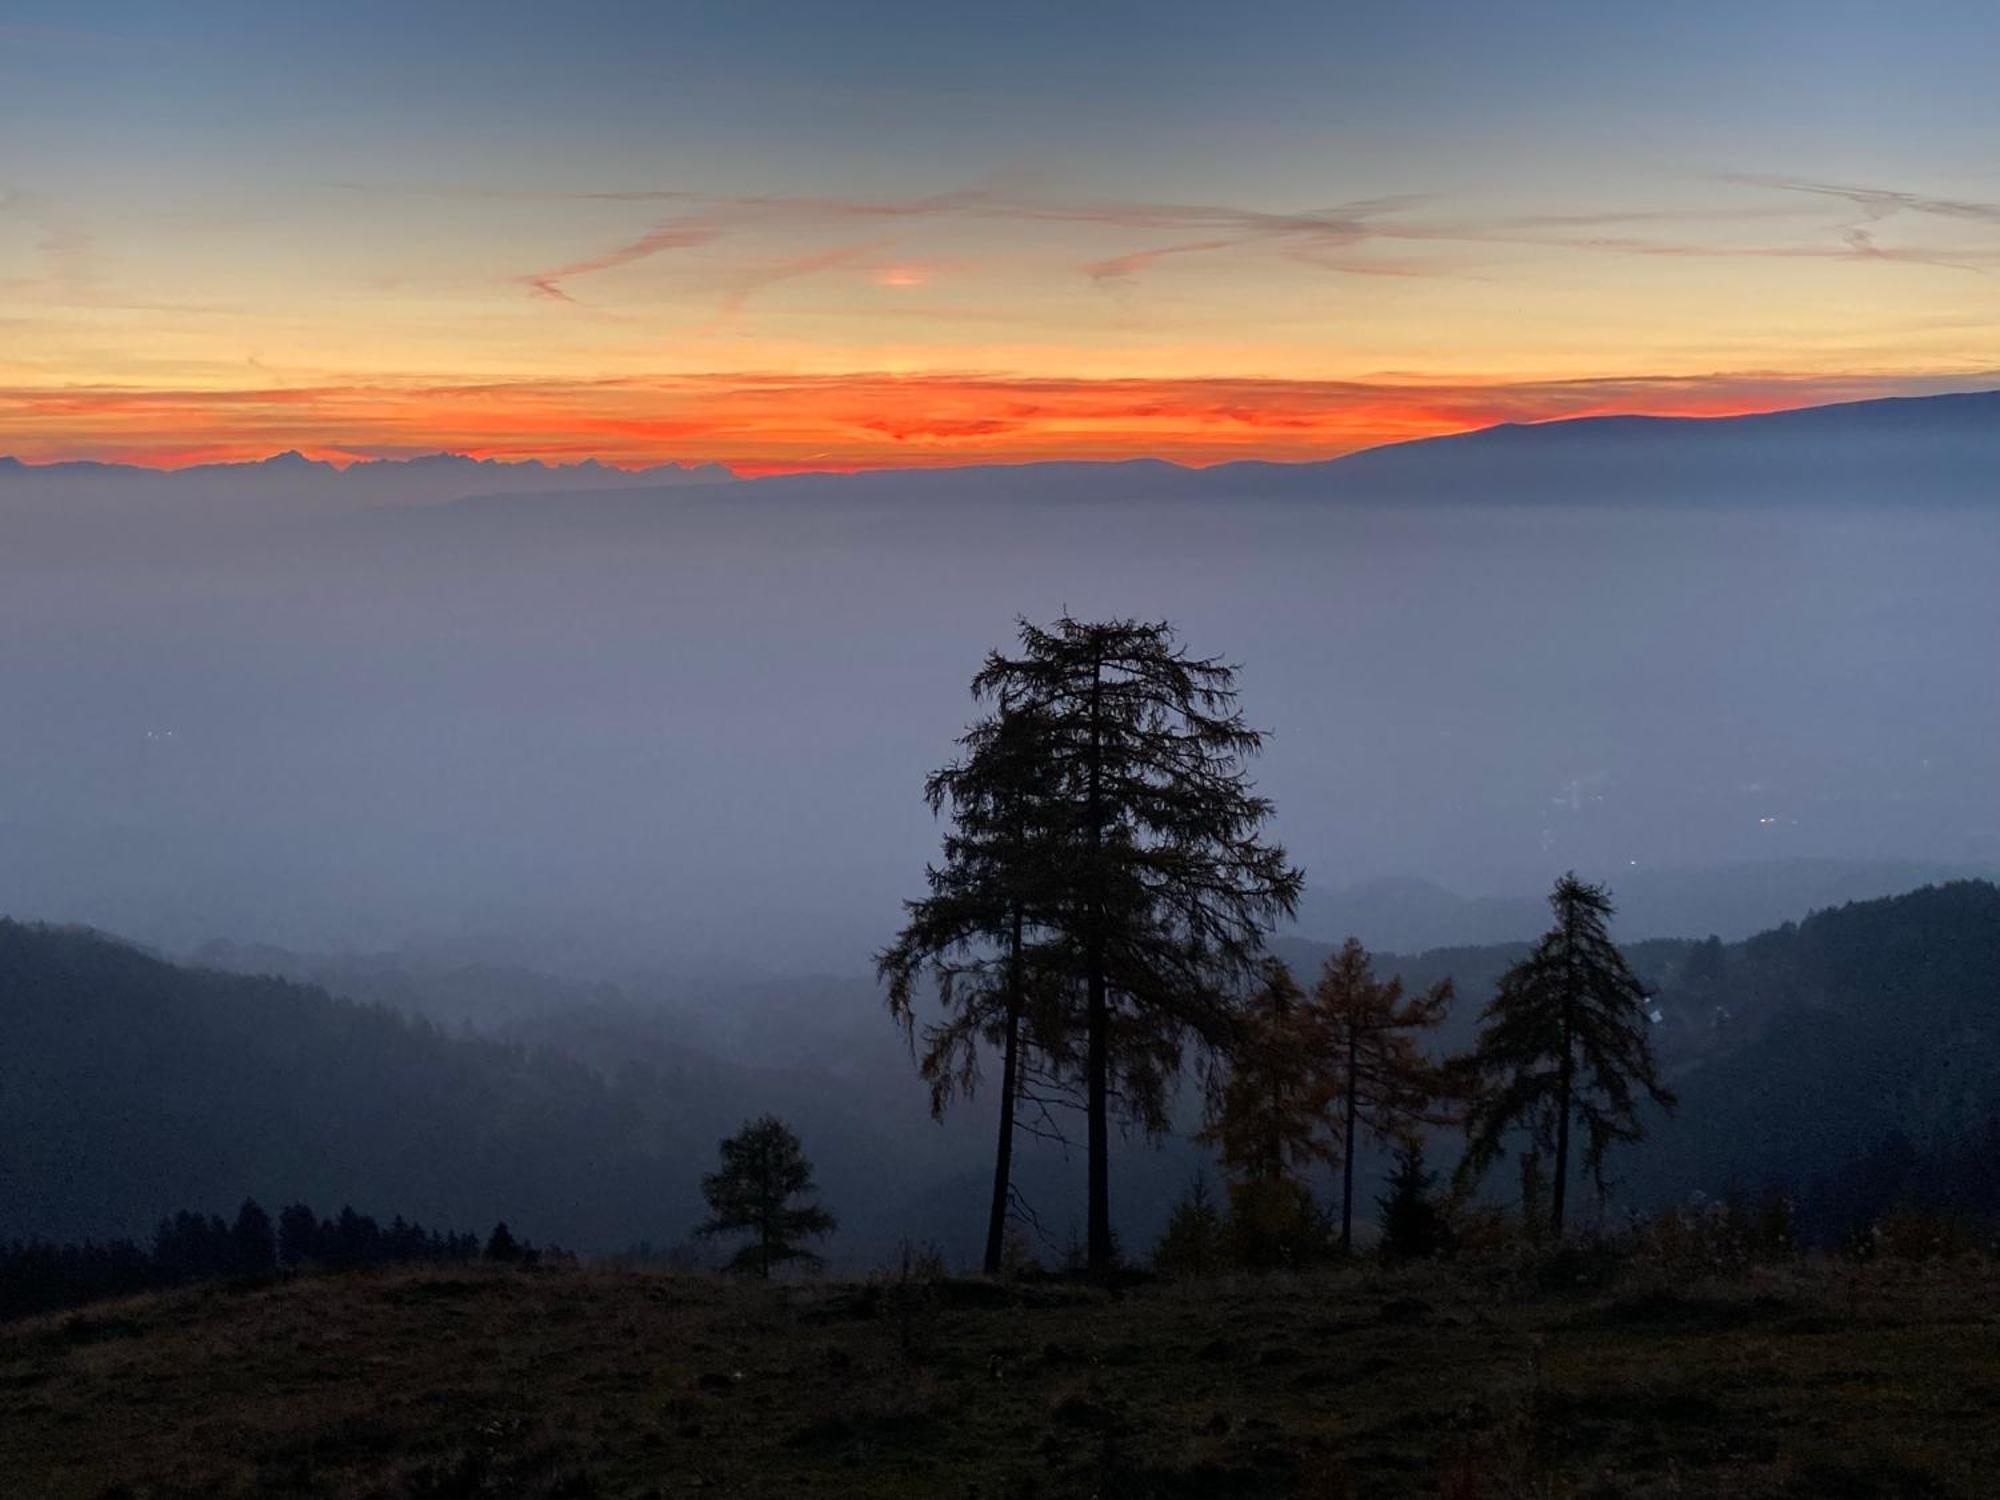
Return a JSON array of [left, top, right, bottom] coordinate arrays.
[[4, 415, 1994, 975]]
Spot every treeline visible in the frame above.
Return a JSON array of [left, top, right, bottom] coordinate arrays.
[[0, 1198, 534, 1321]]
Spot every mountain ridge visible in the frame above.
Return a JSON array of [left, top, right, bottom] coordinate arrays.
[[5, 387, 1993, 504]]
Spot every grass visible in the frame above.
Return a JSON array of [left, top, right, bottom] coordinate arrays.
[[1, 1257, 1997, 1498]]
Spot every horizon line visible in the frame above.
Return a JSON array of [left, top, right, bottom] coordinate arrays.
[[3, 381, 1994, 480]]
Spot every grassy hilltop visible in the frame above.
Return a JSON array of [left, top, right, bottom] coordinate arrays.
[[4, 1257, 1997, 1500]]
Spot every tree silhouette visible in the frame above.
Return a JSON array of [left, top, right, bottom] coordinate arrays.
[[882, 693, 1074, 1275], [1197, 959, 1316, 1184], [1307, 939, 1455, 1252], [230, 1198, 276, 1277], [698, 1115, 836, 1278], [1376, 1140, 1451, 1262], [1151, 1177, 1227, 1279], [967, 617, 1302, 1275], [1458, 874, 1676, 1235], [1196, 960, 1331, 1270], [483, 1221, 522, 1263]]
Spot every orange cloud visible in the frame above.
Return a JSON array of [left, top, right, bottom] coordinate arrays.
[[1, 369, 1986, 474]]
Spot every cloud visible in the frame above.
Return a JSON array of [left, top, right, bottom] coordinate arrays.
[[1725, 174, 2000, 226], [504, 176, 2000, 306], [6, 367, 1990, 473], [519, 222, 721, 302], [1083, 239, 1245, 283]]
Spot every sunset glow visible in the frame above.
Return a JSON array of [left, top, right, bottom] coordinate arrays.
[[3, 6, 1995, 471]]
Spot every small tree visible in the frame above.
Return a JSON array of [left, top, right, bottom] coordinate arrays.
[[277, 1202, 319, 1268], [484, 1222, 522, 1263], [1377, 1141, 1451, 1262], [1459, 874, 1676, 1235], [1197, 959, 1319, 1185], [231, 1198, 277, 1277], [698, 1115, 836, 1278], [1308, 939, 1456, 1252], [1152, 1177, 1227, 1279]]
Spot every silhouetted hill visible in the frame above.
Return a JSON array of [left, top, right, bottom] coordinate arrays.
[[0, 450, 730, 521], [0, 919, 665, 1248], [1289, 860, 1997, 952], [1214, 389, 2000, 504], [1625, 880, 2000, 1233]]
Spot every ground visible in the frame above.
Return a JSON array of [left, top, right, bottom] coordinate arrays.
[[2, 1257, 1996, 1499]]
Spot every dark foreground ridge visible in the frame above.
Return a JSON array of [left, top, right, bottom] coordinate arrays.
[[3, 1255, 1996, 1499]]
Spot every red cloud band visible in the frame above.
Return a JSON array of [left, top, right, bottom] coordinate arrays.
[[0, 369, 1980, 473]]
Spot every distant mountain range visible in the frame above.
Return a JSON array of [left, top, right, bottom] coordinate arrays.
[[3, 388, 1994, 514], [1288, 860, 2000, 953], [0, 449, 732, 516]]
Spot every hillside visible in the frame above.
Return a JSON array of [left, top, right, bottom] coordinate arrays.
[[1219, 389, 2000, 506], [1624, 881, 2000, 1233], [3, 1258, 1996, 1499], [0, 921, 663, 1249], [5, 883, 1996, 1260]]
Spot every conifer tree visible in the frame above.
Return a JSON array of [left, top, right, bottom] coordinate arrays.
[[1198, 959, 1331, 1270], [1376, 1140, 1451, 1262], [483, 1221, 522, 1263], [1197, 959, 1317, 1184], [1308, 939, 1456, 1252], [1151, 1177, 1227, 1278], [230, 1198, 277, 1277], [698, 1115, 836, 1278], [969, 617, 1302, 1275], [1459, 874, 1676, 1235], [881, 694, 1073, 1275]]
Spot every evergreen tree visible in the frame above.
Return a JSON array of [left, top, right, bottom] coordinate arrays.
[[1197, 959, 1318, 1184], [1459, 874, 1677, 1235], [1151, 1177, 1227, 1279], [697, 1115, 837, 1278], [484, 1221, 522, 1263], [230, 1198, 277, 1277], [967, 617, 1302, 1275], [1376, 1140, 1451, 1262], [882, 693, 1073, 1275], [1307, 939, 1456, 1252]]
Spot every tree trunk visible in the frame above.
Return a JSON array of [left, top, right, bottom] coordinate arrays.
[[1551, 897, 1578, 1238], [983, 908, 1025, 1276], [1084, 654, 1112, 1276], [1551, 1001, 1574, 1238], [1087, 968, 1110, 1273], [1340, 1022, 1359, 1253]]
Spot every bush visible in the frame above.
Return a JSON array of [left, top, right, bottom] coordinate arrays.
[[1226, 1178, 1333, 1271]]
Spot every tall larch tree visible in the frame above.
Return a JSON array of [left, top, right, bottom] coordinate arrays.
[[881, 694, 1074, 1274], [1458, 874, 1676, 1236], [1308, 938, 1456, 1252], [1197, 957, 1330, 1267], [698, 1115, 837, 1278], [973, 617, 1303, 1275], [1197, 958, 1317, 1185]]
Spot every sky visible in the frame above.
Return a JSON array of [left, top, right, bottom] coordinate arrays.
[[3, 1, 1998, 471]]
